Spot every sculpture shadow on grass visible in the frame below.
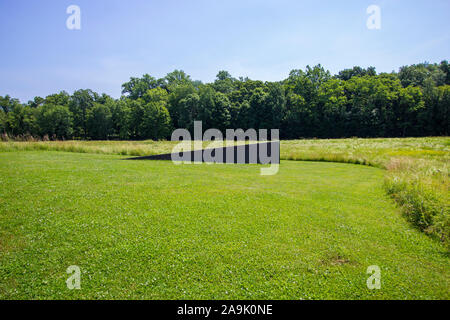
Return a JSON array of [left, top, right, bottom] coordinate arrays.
[[126, 142, 280, 165]]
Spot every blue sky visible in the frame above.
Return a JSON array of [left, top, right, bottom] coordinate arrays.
[[0, 0, 449, 102]]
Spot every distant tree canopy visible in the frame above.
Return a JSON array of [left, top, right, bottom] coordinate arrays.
[[1, 61, 449, 140]]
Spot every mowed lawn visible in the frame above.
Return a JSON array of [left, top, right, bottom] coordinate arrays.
[[0, 151, 448, 299]]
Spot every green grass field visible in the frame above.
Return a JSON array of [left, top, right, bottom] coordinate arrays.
[[0, 151, 448, 299], [2, 137, 449, 242]]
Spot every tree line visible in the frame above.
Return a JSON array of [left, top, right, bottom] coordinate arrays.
[[1, 61, 449, 140]]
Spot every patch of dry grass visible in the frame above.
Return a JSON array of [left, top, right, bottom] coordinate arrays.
[[280, 137, 449, 245]]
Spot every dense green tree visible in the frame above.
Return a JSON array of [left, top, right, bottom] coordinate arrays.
[[213, 70, 236, 94], [178, 93, 200, 132], [398, 62, 446, 88], [439, 60, 450, 85], [164, 70, 192, 91], [317, 79, 348, 138], [343, 75, 397, 137], [86, 103, 112, 140], [111, 100, 131, 140], [121, 74, 163, 100], [249, 87, 267, 129], [265, 82, 285, 129], [1, 63, 448, 140], [227, 79, 265, 129], [127, 99, 145, 139], [380, 85, 423, 137], [196, 88, 232, 132], [421, 81, 450, 136], [0, 95, 20, 114], [230, 79, 265, 105], [284, 65, 329, 104], [0, 110, 6, 133], [37, 105, 73, 139], [45, 91, 70, 107], [27, 96, 45, 109], [283, 66, 330, 136], [139, 101, 172, 140], [436, 85, 450, 135], [167, 83, 196, 128], [138, 88, 172, 139], [337, 66, 376, 81], [6, 103, 38, 136], [143, 87, 169, 104], [69, 89, 97, 138], [282, 93, 309, 138]]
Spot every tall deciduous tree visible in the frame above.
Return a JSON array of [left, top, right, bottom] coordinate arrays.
[[70, 89, 97, 138], [122, 74, 162, 100], [38, 105, 73, 139], [87, 103, 112, 140]]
